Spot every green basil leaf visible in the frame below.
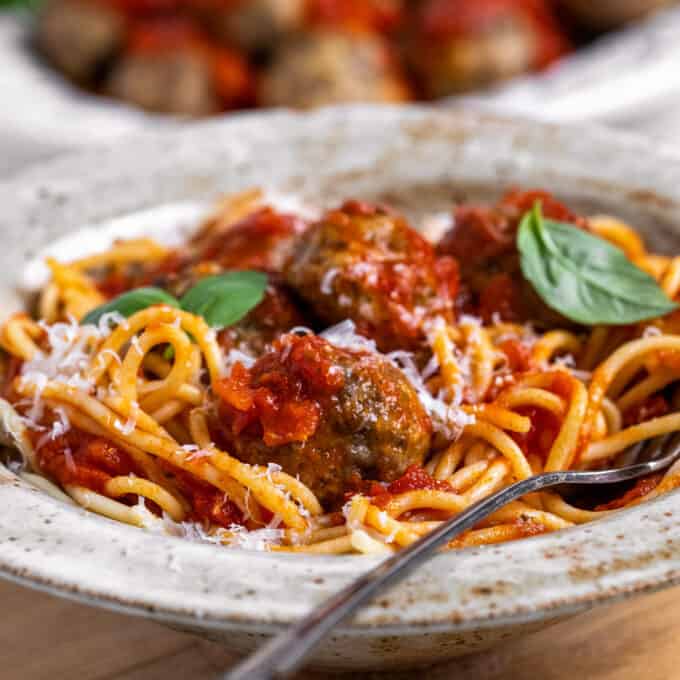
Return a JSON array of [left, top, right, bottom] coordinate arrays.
[[179, 271, 267, 329], [81, 287, 180, 327], [518, 204, 678, 325]]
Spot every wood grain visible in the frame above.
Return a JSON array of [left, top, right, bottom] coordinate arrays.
[[1, 579, 679, 679]]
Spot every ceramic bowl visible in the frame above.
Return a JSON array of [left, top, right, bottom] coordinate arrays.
[[1, 106, 680, 672]]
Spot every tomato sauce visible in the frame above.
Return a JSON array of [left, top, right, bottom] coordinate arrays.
[[370, 464, 453, 508], [510, 372, 571, 460], [196, 207, 305, 271], [497, 337, 532, 373], [478, 273, 525, 323], [623, 394, 670, 428], [215, 334, 345, 447], [160, 462, 243, 528], [595, 474, 663, 511], [33, 429, 139, 495]]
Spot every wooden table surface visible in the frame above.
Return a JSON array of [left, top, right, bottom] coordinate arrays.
[[2, 578, 680, 680]]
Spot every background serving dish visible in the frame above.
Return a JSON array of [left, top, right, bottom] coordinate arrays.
[[4, 2, 680, 161], [2, 106, 680, 671]]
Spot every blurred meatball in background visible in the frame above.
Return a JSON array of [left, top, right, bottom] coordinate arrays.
[[37, 0, 125, 83], [259, 30, 410, 107], [259, 0, 410, 107], [408, 0, 571, 97], [203, 0, 305, 53], [107, 17, 255, 115]]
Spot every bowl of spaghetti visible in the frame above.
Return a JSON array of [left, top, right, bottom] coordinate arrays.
[[2, 106, 680, 671]]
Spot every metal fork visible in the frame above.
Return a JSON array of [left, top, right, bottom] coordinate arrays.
[[224, 433, 680, 680]]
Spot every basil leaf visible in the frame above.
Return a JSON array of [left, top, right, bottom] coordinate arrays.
[[518, 204, 678, 325], [179, 271, 267, 329], [81, 287, 180, 327]]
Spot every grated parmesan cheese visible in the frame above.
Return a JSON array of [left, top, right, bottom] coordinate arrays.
[[224, 348, 256, 371], [320, 319, 377, 353], [319, 320, 473, 437], [224, 524, 284, 551], [113, 417, 136, 436], [387, 349, 473, 437], [320, 268, 339, 294], [20, 318, 108, 427]]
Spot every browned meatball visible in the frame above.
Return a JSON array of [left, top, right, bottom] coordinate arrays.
[[408, 0, 571, 97], [146, 265, 305, 356], [259, 30, 410, 108], [219, 281, 307, 357], [209, 0, 305, 52], [213, 333, 432, 508], [107, 51, 221, 115], [105, 16, 255, 116], [130, 203, 308, 357], [286, 200, 458, 354], [437, 188, 587, 324], [37, 0, 124, 83], [191, 206, 308, 272]]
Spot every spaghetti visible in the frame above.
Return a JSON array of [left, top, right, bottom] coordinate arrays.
[[2, 187, 680, 554]]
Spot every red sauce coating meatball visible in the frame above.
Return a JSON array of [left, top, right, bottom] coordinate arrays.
[[417, 0, 570, 66], [438, 189, 586, 324], [409, 0, 571, 97], [194, 206, 307, 272], [212, 333, 432, 508], [218, 281, 308, 357], [115, 15, 255, 111], [286, 200, 459, 353], [101, 205, 310, 357]]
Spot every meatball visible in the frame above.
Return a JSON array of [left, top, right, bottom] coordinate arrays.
[[145, 262, 306, 356], [208, 0, 305, 52], [143, 261, 306, 356], [107, 18, 254, 115], [37, 0, 124, 83], [212, 333, 432, 508], [286, 200, 458, 353], [219, 281, 307, 357], [437, 188, 587, 324], [107, 52, 220, 115], [134, 205, 309, 357], [259, 30, 410, 108], [409, 0, 570, 97], [192, 206, 308, 272]]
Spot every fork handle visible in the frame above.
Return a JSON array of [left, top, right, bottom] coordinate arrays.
[[224, 471, 572, 680]]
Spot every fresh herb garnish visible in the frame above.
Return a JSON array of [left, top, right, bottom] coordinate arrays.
[[81, 287, 179, 327], [81, 271, 267, 330], [179, 271, 267, 329], [518, 203, 678, 325]]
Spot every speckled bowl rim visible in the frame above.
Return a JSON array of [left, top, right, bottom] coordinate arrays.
[[1, 106, 680, 636]]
